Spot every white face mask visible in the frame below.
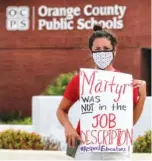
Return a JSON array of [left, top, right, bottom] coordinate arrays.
[[92, 50, 114, 69]]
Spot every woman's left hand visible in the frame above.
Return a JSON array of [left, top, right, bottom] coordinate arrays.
[[133, 79, 146, 98]]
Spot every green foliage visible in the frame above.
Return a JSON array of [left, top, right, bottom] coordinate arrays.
[[0, 130, 61, 150], [0, 129, 44, 150], [133, 130, 152, 153], [0, 110, 31, 125], [43, 137, 61, 151], [43, 71, 77, 96], [0, 111, 22, 122], [0, 117, 32, 125]]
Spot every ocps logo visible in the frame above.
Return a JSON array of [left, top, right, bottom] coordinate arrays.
[[6, 6, 30, 31]]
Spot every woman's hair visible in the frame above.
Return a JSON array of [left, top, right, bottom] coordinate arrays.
[[89, 25, 118, 50]]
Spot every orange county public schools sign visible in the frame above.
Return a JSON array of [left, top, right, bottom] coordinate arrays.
[[6, 4, 127, 31]]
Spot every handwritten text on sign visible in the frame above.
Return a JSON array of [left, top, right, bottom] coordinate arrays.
[[80, 68, 133, 152]]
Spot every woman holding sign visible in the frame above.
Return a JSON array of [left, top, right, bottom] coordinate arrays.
[[56, 25, 146, 160]]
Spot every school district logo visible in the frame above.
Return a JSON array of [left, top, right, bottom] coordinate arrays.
[[6, 6, 30, 31]]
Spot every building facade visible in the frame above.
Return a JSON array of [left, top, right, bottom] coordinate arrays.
[[0, 0, 151, 115]]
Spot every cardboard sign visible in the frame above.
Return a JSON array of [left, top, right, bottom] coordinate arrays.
[[79, 68, 133, 153]]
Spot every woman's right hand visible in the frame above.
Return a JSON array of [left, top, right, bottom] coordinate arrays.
[[65, 124, 83, 148]]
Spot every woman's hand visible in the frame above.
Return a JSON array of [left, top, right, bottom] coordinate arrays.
[[65, 124, 83, 148], [133, 79, 146, 98], [56, 97, 83, 148]]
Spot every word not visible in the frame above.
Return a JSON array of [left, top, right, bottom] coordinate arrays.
[[80, 128, 133, 146], [81, 103, 94, 114], [80, 70, 132, 102], [80, 145, 126, 152]]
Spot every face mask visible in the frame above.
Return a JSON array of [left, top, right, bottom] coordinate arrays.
[[92, 50, 114, 69]]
